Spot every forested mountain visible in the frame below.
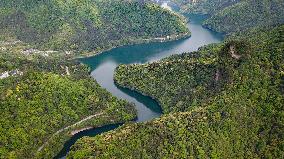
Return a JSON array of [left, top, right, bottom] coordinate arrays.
[[0, 41, 137, 158], [1, 0, 283, 158], [171, 0, 284, 34], [204, 0, 284, 33], [68, 25, 284, 158], [0, 1, 192, 158], [115, 44, 219, 113], [0, 0, 189, 55], [172, 0, 241, 15]]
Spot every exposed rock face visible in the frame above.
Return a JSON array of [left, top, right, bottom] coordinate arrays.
[[70, 127, 93, 135], [65, 66, 70, 76], [215, 69, 220, 81], [229, 45, 241, 60]]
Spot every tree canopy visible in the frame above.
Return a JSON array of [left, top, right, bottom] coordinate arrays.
[[0, 0, 189, 55], [68, 24, 284, 159]]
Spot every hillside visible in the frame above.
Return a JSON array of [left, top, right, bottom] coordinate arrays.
[[171, 0, 284, 34], [203, 0, 284, 33], [0, 0, 189, 56], [0, 42, 136, 158], [0, 1, 192, 158], [68, 25, 284, 158], [114, 44, 221, 113], [172, 0, 240, 15]]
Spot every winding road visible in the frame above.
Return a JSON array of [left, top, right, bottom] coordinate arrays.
[[37, 112, 104, 152]]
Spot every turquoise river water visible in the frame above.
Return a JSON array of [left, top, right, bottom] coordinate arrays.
[[56, 13, 223, 158]]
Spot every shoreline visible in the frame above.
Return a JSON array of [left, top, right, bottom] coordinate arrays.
[[52, 12, 224, 157], [37, 112, 105, 152], [113, 79, 165, 115], [74, 32, 191, 59], [70, 127, 93, 136], [34, 32, 190, 158]]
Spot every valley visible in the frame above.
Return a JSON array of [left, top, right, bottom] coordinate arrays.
[[0, 0, 283, 159]]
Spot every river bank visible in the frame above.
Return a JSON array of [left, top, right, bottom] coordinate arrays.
[[55, 12, 223, 158], [74, 32, 191, 59], [37, 112, 104, 152]]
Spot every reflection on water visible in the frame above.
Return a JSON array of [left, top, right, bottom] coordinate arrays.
[[56, 14, 223, 158], [82, 14, 223, 121]]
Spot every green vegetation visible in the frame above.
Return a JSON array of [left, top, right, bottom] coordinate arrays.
[[0, 41, 136, 158], [114, 44, 220, 113], [1, 1, 283, 158], [114, 39, 252, 113], [173, 0, 240, 15], [0, 1, 192, 158], [0, 0, 189, 55], [68, 25, 284, 158], [172, 0, 284, 34], [203, 0, 284, 33]]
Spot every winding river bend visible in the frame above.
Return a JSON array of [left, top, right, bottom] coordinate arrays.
[[56, 11, 223, 158]]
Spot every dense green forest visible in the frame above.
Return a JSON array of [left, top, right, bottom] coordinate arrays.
[[114, 44, 220, 113], [0, 41, 136, 158], [1, 0, 283, 158], [0, 0, 189, 56], [0, 1, 191, 158], [203, 0, 284, 33], [172, 0, 240, 15], [171, 0, 284, 34], [68, 25, 284, 158]]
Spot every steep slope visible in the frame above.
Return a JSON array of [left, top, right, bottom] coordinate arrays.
[[0, 0, 189, 56], [171, 0, 284, 34], [173, 0, 240, 15], [0, 42, 136, 158], [203, 0, 284, 33], [68, 25, 284, 158], [0, 1, 191, 158], [114, 44, 221, 113]]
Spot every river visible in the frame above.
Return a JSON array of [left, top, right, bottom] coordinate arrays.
[[56, 9, 223, 159]]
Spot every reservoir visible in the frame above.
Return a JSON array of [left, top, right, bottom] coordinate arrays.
[[56, 12, 223, 158]]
